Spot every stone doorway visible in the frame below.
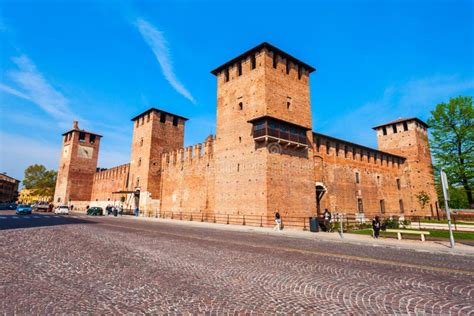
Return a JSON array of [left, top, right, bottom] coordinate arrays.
[[316, 182, 327, 216]]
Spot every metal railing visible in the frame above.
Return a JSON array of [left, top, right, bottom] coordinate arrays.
[[253, 127, 307, 145]]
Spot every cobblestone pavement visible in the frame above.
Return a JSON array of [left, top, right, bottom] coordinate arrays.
[[1, 210, 473, 314]]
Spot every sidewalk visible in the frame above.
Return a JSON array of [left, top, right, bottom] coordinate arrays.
[[77, 212, 474, 256]]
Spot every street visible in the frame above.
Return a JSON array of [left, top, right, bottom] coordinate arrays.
[[1, 210, 473, 314]]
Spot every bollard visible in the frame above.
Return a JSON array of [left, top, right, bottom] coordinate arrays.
[[190, 214, 193, 221], [201, 213, 204, 222], [260, 216, 263, 227], [243, 215, 246, 226], [214, 215, 216, 223], [227, 214, 229, 225]]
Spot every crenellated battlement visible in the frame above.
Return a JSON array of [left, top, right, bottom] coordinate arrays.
[[161, 136, 215, 169], [93, 163, 130, 182]]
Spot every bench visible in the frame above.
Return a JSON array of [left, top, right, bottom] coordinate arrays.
[[386, 229, 430, 242]]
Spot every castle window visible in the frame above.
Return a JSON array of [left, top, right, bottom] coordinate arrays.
[[147, 113, 150, 122], [316, 138, 320, 152], [344, 145, 348, 158], [239, 102, 243, 110], [173, 116, 178, 126], [399, 199, 404, 213], [141, 116, 144, 125], [380, 200, 385, 214], [136, 120, 139, 127], [79, 132, 86, 142], [160, 112, 166, 123], [138, 158, 142, 167], [298, 66, 303, 80], [392, 124, 397, 133], [273, 54, 277, 68], [250, 54, 256, 69], [239, 136, 242, 143], [140, 138, 143, 146], [357, 198, 364, 213], [382, 127, 387, 135], [237, 62, 242, 76], [89, 134, 96, 144], [286, 60, 290, 74], [355, 172, 360, 184], [237, 164, 240, 172], [396, 178, 401, 190], [224, 68, 229, 82], [377, 175, 380, 184], [403, 122, 408, 131], [326, 141, 330, 155], [335, 144, 339, 156]]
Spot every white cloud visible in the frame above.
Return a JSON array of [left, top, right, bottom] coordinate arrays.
[[135, 18, 196, 104], [320, 75, 474, 147], [1, 55, 79, 128]]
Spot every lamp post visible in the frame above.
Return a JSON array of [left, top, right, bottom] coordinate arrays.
[[440, 169, 455, 248]]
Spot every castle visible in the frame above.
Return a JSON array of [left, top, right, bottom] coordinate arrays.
[[53, 42, 438, 223]]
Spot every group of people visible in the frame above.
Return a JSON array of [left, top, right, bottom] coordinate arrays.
[[106, 205, 124, 216], [274, 209, 383, 238]]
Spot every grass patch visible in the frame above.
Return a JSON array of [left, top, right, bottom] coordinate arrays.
[[350, 229, 474, 240], [418, 219, 474, 226]]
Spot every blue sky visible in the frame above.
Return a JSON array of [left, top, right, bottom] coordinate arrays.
[[1, 0, 473, 181]]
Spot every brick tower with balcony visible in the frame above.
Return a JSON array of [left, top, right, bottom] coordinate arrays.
[[211, 42, 317, 220], [54, 121, 101, 206], [128, 108, 187, 214], [373, 118, 438, 216]]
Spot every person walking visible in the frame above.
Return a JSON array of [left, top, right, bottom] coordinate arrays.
[[372, 216, 381, 239], [274, 211, 282, 231], [135, 207, 139, 217], [323, 209, 332, 232]]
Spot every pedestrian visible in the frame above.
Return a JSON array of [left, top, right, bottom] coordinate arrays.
[[70, 204, 74, 211], [135, 207, 139, 217], [119, 205, 123, 216], [274, 210, 281, 231], [372, 216, 381, 239], [323, 209, 332, 232]]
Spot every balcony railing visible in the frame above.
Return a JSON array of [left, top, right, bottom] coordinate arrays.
[[253, 127, 308, 146]]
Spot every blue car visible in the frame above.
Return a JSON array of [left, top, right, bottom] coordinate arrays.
[[16, 204, 32, 215]]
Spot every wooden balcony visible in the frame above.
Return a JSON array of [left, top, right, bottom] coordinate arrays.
[[253, 127, 308, 148]]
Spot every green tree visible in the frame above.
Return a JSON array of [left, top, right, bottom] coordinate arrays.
[[416, 191, 430, 210], [23, 164, 57, 199], [428, 96, 473, 208]]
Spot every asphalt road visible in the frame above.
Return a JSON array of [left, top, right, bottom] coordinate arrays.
[[1, 210, 473, 314]]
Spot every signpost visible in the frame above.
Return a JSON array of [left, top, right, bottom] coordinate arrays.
[[440, 169, 455, 248]]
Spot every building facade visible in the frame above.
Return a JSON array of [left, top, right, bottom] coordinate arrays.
[[53, 42, 438, 223], [0, 173, 20, 203]]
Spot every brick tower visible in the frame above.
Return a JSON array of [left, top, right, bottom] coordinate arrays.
[[128, 108, 187, 213], [373, 118, 438, 215], [211, 42, 316, 220], [54, 121, 101, 206]]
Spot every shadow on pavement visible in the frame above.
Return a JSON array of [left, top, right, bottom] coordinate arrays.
[[0, 212, 95, 231]]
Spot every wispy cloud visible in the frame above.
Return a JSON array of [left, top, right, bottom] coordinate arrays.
[[135, 18, 196, 104], [1, 55, 78, 127], [320, 75, 474, 147]]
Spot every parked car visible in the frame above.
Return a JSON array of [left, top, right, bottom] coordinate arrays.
[[55, 205, 70, 215], [16, 204, 32, 215], [33, 202, 50, 212], [87, 207, 103, 216]]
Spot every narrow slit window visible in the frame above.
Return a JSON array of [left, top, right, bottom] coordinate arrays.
[[273, 54, 277, 68], [403, 122, 408, 131], [380, 200, 385, 214], [224, 68, 229, 82], [298, 66, 303, 79], [382, 127, 387, 135], [251, 54, 256, 69], [286, 60, 290, 74], [172, 117, 178, 126], [326, 141, 330, 155], [239, 102, 243, 110], [160, 112, 166, 123], [392, 124, 397, 133], [237, 62, 242, 76], [357, 198, 364, 213], [396, 178, 401, 190], [355, 172, 360, 184]]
